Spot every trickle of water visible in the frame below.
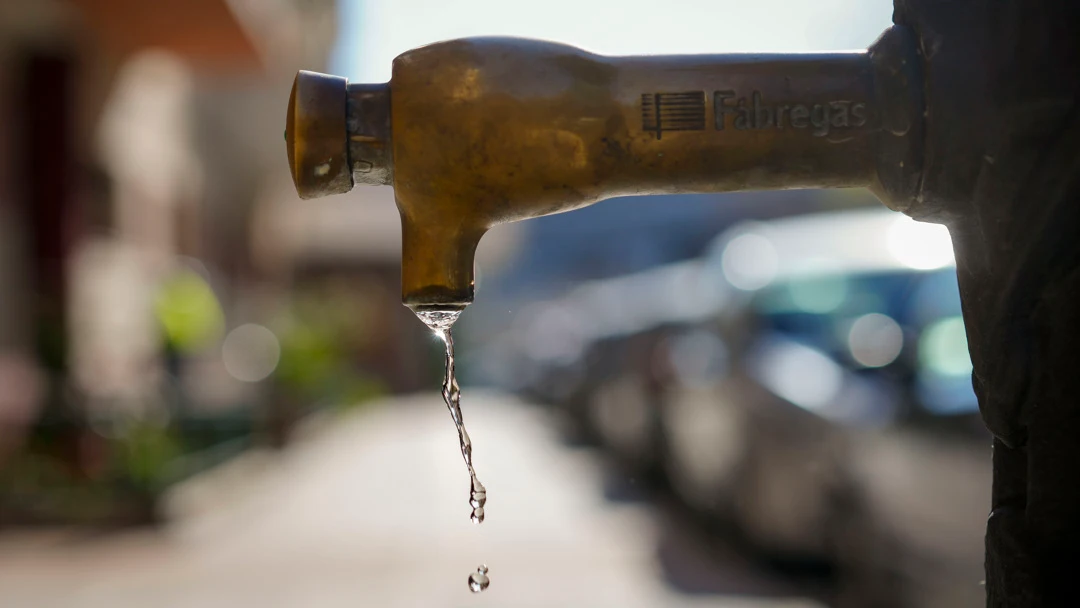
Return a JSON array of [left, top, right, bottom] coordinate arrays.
[[468, 565, 490, 593], [414, 307, 488, 525]]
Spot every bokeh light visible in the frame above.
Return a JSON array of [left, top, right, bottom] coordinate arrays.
[[887, 215, 955, 270], [848, 312, 904, 368], [721, 232, 779, 291], [222, 324, 282, 383]]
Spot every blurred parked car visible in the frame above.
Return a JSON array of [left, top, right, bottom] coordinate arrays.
[[507, 208, 989, 608]]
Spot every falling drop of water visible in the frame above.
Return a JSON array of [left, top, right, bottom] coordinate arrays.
[[468, 565, 490, 593], [470, 484, 487, 524]]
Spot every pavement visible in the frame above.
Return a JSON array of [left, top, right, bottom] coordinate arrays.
[[0, 391, 824, 608]]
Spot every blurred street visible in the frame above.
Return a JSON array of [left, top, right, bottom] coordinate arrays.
[[0, 391, 822, 608]]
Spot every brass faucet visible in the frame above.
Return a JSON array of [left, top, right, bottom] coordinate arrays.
[[285, 26, 921, 311]]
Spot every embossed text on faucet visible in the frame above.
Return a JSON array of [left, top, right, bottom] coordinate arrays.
[[641, 90, 868, 139]]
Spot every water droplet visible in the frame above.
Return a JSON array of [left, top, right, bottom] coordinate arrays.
[[469, 482, 487, 518], [415, 308, 462, 333], [468, 565, 490, 593]]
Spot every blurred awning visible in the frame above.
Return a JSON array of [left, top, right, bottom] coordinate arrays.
[[72, 0, 260, 69]]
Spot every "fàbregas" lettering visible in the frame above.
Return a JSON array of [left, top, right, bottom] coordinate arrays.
[[714, 90, 867, 137]]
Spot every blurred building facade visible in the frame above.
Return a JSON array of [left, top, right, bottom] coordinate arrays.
[[0, 0, 392, 524]]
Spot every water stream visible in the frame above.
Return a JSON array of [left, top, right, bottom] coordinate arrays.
[[415, 308, 489, 593]]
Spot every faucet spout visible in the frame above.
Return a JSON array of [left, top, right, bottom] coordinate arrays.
[[400, 216, 485, 311]]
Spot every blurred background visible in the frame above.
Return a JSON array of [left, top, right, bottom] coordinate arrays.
[[0, 1, 989, 607]]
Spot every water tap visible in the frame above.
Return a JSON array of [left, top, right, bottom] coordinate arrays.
[[285, 26, 922, 310]]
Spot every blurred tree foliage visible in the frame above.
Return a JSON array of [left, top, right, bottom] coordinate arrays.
[[273, 282, 388, 411], [154, 268, 225, 355]]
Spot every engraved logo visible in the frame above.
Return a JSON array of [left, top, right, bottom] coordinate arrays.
[[640, 90, 868, 138], [641, 92, 707, 140]]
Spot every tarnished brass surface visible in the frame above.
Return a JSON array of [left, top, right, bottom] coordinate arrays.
[[347, 83, 393, 186], [285, 27, 921, 308], [287, 71, 352, 199]]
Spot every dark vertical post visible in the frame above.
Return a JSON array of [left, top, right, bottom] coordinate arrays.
[[18, 49, 84, 477], [893, 1, 1080, 604], [21, 51, 77, 375]]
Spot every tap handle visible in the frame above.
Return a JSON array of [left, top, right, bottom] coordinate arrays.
[[286, 70, 351, 199]]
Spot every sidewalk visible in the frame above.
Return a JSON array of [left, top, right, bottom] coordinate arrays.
[[0, 392, 823, 608]]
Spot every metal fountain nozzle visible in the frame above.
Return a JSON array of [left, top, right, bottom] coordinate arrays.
[[286, 28, 921, 310]]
